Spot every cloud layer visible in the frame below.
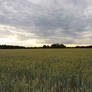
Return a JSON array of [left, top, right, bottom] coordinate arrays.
[[0, 0, 92, 46]]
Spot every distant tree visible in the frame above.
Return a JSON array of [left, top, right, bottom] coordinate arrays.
[[89, 45, 92, 48], [43, 45, 50, 48], [75, 45, 92, 48], [0, 45, 25, 49], [59, 44, 66, 48], [43, 45, 47, 48], [51, 43, 66, 48]]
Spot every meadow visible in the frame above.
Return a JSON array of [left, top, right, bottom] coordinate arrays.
[[0, 49, 92, 92]]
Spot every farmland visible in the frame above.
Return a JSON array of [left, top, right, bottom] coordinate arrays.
[[0, 49, 92, 92]]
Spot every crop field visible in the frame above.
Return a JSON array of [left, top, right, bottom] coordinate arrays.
[[0, 49, 92, 92]]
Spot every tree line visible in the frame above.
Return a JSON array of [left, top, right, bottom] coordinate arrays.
[[0, 45, 25, 49], [0, 44, 92, 49], [75, 45, 92, 48], [43, 44, 66, 48]]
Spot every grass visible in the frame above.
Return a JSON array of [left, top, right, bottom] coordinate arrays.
[[0, 49, 92, 92]]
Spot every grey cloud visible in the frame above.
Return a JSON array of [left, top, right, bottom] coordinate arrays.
[[0, 0, 92, 45]]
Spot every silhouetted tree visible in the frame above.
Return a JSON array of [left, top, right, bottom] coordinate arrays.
[[51, 43, 66, 48], [75, 45, 92, 48], [0, 45, 25, 49], [43, 45, 50, 48]]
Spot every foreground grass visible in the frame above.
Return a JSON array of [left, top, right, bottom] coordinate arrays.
[[0, 49, 92, 92]]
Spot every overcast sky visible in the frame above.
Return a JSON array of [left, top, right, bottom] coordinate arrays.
[[0, 0, 92, 46]]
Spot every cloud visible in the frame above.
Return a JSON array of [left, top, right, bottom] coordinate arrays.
[[0, 0, 92, 46]]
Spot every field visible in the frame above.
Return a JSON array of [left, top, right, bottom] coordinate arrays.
[[0, 49, 92, 92]]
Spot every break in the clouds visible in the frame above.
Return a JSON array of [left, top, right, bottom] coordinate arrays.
[[0, 0, 92, 46]]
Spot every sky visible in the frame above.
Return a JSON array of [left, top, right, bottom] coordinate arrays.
[[0, 0, 92, 47]]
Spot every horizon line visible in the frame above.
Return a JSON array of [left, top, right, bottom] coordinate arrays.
[[0, 44, 92, 47]]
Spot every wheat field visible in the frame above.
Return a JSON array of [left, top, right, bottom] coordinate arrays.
[[0, 49, 92, 92]]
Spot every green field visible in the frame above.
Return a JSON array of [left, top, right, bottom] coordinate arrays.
[[0, 49, 92, 92]]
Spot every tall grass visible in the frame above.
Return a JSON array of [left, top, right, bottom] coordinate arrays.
[[0, 49, 92, 92]]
